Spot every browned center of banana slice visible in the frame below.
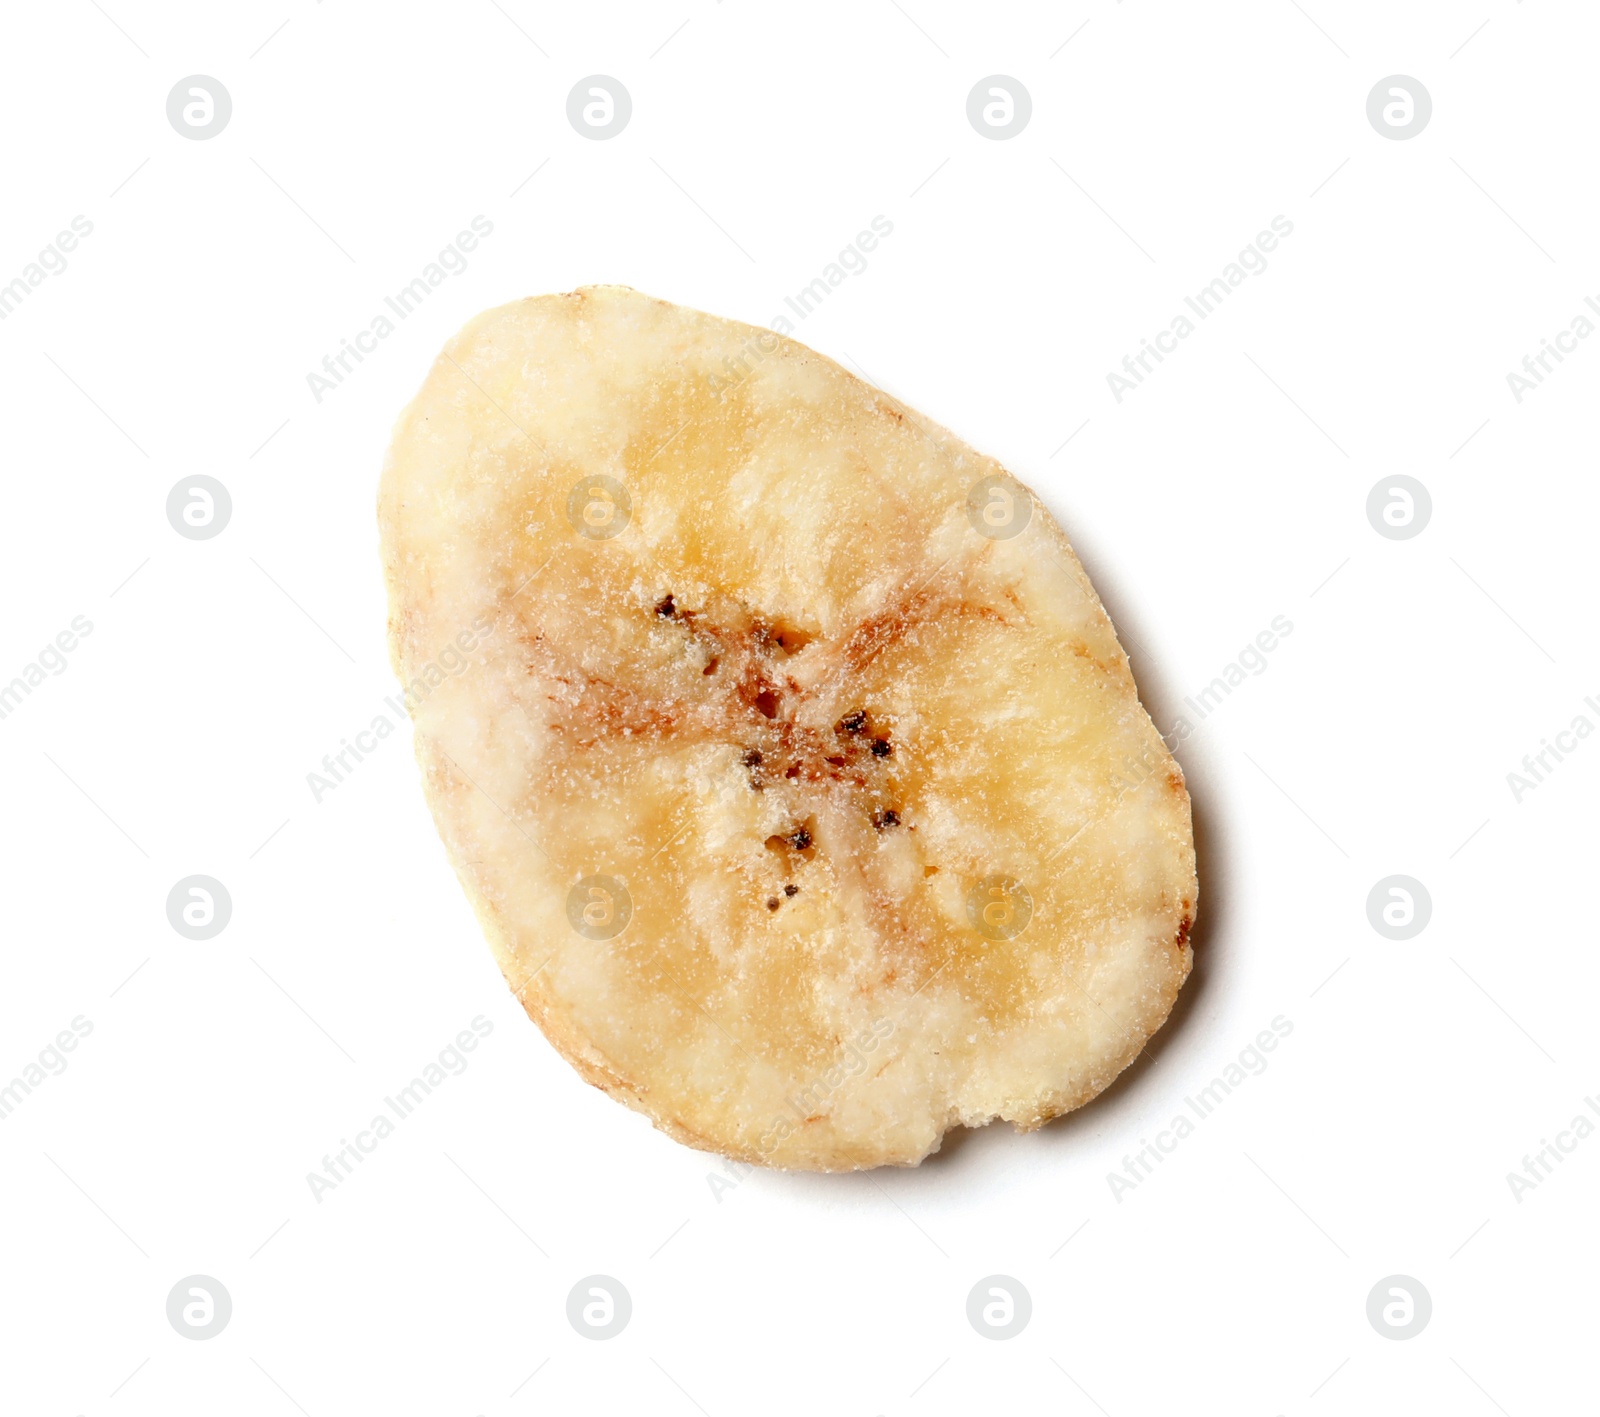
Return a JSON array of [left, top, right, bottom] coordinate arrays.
[[379, 286, 1195, 1171]]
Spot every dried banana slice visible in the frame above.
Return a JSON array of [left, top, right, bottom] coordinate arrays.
[[379, 286, 1195, 1171]]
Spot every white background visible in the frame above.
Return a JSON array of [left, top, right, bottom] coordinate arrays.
[[2, 1, 1595, 1413]]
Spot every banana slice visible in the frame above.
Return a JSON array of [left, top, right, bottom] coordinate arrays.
[[379, 286, 1195, 1171]]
